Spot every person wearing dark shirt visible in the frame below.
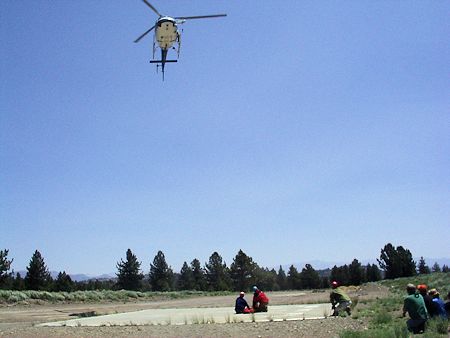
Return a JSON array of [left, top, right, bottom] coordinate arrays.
[[235, 291, 252, 314]]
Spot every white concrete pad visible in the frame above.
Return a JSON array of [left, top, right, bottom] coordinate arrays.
[[39, 303, 332, 327]]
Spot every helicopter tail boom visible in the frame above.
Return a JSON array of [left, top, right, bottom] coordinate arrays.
[[149, 60, 178, 63]]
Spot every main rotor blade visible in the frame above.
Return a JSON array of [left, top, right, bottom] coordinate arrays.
[[134, 25, 156, 43], [174, 14, 227, 20], [142, 0, 161, 17]]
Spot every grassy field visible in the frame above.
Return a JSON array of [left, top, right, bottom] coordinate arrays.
[[1, 273, 448, 337], [341, 272, 449, 338], [0, 289, 233, 304]]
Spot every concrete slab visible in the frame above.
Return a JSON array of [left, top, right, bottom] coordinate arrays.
[[39, 303, 332, 327]]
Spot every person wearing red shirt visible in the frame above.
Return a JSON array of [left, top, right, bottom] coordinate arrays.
[[252, 286, 269, 312]]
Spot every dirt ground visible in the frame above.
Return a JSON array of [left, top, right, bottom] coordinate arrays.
[[0, 285, 388, 337]]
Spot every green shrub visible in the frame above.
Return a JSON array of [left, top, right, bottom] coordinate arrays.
[[52, 293, 66, 302], [425, 317, 449, 336], [124, 291, 139, 299], [372, 311, 392, 325], [40, 291, 54, 301], [84, 291, 102, 301], [0, 290, 12, 301], [26, 290, 42, 299], [5, 292, 28, 303], [72, 291, 87, 301], [341, 323, 408, 338]]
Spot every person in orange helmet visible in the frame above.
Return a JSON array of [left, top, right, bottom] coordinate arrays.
[[417, 284, 438, 317]]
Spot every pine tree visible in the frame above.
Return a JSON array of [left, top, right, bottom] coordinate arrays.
[[54, 271, 74, 292], [377, 243, 400, 279], [365, 264, 381, 282], [300, 264, 321, 289], [253, 266, 278, 291], [321, 276, 330, 288], [431, 262, 441, 273], [330, 265, 350, 286], [229, 249, 256, 291], [205, 252, 231, 291], [12, 272, 25, 290], [0, 249, 13, 287], [397, 246, 416, 277], [348, 259, 364, 285], [178, 261, 195, 290], [417, 257, 431, 274], [24, 250, 51, 290], [377, 243, 416, 279], [191, 258, 207, 291], [266, 268, 279, 290], [442, 265, 449, 273], [277, 266, 287, 290], [116, 249, 144, 291], [287, 265, 300, 289], [149, 250, 173, 291]]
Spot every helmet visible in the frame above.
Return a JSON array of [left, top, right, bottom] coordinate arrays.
[[428, 288, 439, 297], [331, 281, 338, 288], [406, 283, 416, 293], [417, 284, 427, 292], [240, 291, 245, 296], [252, 286, 258, 292]]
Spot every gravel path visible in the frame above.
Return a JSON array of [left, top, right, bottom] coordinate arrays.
[[1, 317, 368, 337]]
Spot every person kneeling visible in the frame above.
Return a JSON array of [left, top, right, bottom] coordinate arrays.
[[330, 281, 352, 316], [403, 283, 428, 334], [252, 286, 269, 312]]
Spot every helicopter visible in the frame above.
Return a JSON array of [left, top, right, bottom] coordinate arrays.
[[134, 0, 226, 80]]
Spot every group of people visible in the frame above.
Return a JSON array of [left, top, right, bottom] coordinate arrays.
[[235, 282, 352, 317], [235, 286, 269, 314], [403, 283, 449, 334], [234, 281, 450, 335]]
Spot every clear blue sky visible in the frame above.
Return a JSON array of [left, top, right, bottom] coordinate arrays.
[[1, 1, 449, 275]]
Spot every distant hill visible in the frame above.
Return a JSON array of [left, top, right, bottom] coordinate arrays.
[[68, 273, 116, 282], [15, 271, 116, 282]]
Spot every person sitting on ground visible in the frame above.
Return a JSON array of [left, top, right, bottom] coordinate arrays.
[[329, 281, 352, 316], [252, 286, 269, 312], [428, 288, 447, 319], [235, 291, 253, 314], [403, 283, 428, 334], [417, 284, 439, 318]]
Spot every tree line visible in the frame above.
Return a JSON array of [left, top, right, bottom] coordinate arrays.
[[0, 244, 448, 292]]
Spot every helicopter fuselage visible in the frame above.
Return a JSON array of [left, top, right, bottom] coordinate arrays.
[[155, 17, 179, 50], [134, 0, 226, 79]]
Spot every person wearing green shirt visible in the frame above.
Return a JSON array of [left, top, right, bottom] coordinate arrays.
[[403, 283, 428, 334], [330, 281, 352, 316]]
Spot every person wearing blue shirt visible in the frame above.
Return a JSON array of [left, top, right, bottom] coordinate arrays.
[[429, 289, 447, 319], [235, 291, 252, 314]]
